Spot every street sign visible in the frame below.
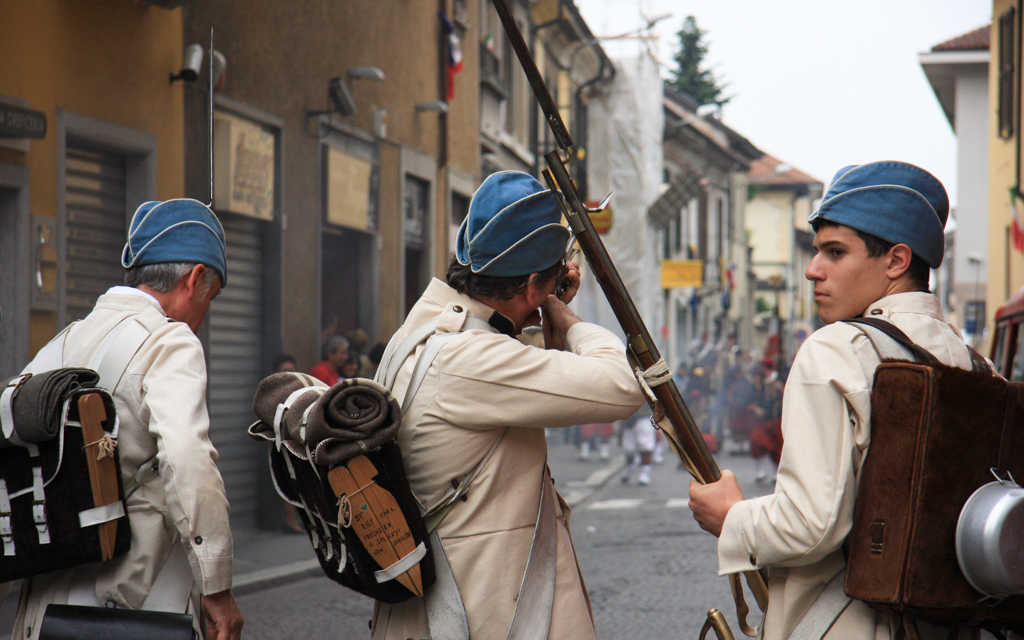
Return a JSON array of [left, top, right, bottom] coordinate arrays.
[[661, 259, 704, 289], [0, 104, 47, 139]]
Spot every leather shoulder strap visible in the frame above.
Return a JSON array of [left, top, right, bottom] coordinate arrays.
[[843, 317, 940, 364]]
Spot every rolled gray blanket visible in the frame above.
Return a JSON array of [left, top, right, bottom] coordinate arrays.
[[249, 372, 327, 460], [0, 368, 100, 447], [249, 373, 400, 467], [305, 377, 401, 467]]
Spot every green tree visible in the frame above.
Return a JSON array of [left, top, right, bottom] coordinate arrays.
[[666, 16, 729, 106]]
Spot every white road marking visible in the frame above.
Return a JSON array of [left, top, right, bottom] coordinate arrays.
[[586, 499, 644, 511], [665, 498, 691, 509]]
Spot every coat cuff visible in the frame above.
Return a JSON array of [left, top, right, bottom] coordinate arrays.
[[718, 499, 759, 575], [191, 554, 234, 595]]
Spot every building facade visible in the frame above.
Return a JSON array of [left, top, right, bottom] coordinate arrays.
[[920, 25, 991, 341], [650, 89, 761, 369], [745, 153, 823, 363], [0, 1, 186, 379]]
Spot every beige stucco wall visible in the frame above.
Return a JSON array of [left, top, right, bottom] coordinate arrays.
[[0, 0, 185, 355], [988, 0, 1022, 347]]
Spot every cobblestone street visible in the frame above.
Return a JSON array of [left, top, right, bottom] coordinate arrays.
[[227, 438, 773, 640]]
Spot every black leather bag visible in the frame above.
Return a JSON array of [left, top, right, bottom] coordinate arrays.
[[38, 604, 193, 640]]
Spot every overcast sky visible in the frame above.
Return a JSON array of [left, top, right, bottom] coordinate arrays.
[[574, 0, 993, 207]]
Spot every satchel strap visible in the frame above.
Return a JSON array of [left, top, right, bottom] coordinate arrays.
[[844, 317, 940, 364], [788, 569, 852, 640]]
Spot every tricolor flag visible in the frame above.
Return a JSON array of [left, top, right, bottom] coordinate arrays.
[[1011, 186, 1024, 253], [439, 13, 464, 101]]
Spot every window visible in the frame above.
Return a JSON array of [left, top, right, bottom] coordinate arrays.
[[999, 6, 1016, 139]]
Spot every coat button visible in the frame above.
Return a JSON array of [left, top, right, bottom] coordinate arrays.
[[105, 599, 117, 608], [453, 305, 463, 313], [749, 554, 757, 566], [870, 309, 883, 315], [194, 536, 203, 545]]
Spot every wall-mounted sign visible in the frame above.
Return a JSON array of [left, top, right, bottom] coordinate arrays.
[[327, 147, 376, 232], [660, 259, 704, 289], [0, 104, 47, 139], [213, 111, 275, 220], [583, 201, 613, 234]]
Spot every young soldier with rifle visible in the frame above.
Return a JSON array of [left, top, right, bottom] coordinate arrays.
[[689, 162, 974, 639]]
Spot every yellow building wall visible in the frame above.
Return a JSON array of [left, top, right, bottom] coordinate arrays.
[[747, 191, 793, 270], [0, 0, 185, 354], [988, 1, 1022, 337]]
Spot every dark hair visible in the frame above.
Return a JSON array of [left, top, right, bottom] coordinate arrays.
[[368, 342, 386, 365], [445, 255, 565, 301], [272, 353, 296, 371], [814, 220, 931, 290]]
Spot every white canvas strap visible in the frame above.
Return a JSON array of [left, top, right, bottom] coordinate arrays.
[[31, 466, 50, 545], [852, 324, 916, 362], [78, 501, 126, 528], [378, 318, 441, 389], [91, 318, 151, 392], [401, 332, 461, 415], [374, 541, 427, 583], [0, 479, 13, 556], [1, 375, 31, 448], [788, 569, 852, 640]]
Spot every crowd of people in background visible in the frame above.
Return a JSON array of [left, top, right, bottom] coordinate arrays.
[[572, 331, 789, 486], [271, 328, 387, 533]]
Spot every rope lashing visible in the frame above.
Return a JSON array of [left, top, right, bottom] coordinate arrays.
[[83, 434, 118, 461], [634, 357, 672, 404]]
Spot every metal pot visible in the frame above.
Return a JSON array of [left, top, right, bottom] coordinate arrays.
[[955, 473, 1024, 598]]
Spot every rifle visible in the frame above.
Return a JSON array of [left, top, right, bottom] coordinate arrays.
[[487, 1, 769, 636]]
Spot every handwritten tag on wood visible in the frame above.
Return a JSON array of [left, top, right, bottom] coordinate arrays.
[[328, 455, 423, 597]]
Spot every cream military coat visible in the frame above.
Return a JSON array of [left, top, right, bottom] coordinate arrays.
[[9, 290, 233, 639], [718, 293, 974, 640], [371, 279, 644, 640]]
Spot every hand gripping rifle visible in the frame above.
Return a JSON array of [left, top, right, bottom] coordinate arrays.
[[488, 1, 769, 636]]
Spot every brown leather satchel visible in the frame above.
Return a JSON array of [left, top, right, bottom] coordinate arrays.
[[843, 318, 1024, 630]]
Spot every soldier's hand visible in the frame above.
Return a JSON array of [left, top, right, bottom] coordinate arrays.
[[558, 260, 581, 303], [688, 470, 743, 538], [202, 589, 243, 640], [541, 295, 581, 351]]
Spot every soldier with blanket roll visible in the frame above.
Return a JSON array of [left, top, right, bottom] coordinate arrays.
[[688, 162, 976, 639], [5, 199, 242, 640], [371, 171, 644, 640]]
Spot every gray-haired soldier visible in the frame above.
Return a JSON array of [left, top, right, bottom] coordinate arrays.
[[11, 199, 242, 640]]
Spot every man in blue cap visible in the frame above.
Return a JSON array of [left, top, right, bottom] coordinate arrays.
[[372, 171, 644, 640], [12, 199, 242, 640], [689, 162, 976, 639]]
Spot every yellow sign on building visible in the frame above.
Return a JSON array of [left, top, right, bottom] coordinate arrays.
[[326, 148, 374, 231], [661, 259, 704, 289], [213, 112, 275, 220]]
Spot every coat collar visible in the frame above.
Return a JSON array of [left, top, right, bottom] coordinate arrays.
[[417, 278, 517, 337], [861, 291, 944, 322]]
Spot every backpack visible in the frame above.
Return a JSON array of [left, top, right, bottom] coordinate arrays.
[[842, 318, 1024, 633], [0, 317, 147, 582]]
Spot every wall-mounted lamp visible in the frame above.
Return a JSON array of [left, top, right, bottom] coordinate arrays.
[[170, 43, 204, 82], [306, 67, 386, 119], [170, 44, 227, 88], [348, 66, 387, 82], [415, 100, 449, 114]]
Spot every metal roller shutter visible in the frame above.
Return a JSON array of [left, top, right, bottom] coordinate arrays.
[[65, 145, 127, 322], [206, 213, 265, 528]]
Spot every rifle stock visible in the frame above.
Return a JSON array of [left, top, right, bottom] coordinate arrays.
[[489, 0, 770, 625]]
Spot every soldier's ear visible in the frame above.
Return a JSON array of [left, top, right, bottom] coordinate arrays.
[[885, 244, 913, 281]]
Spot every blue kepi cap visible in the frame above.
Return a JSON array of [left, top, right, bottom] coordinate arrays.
[[456, 171, 570, 277], [121, 199, 228, 286], [808, 161, 948, 269]]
